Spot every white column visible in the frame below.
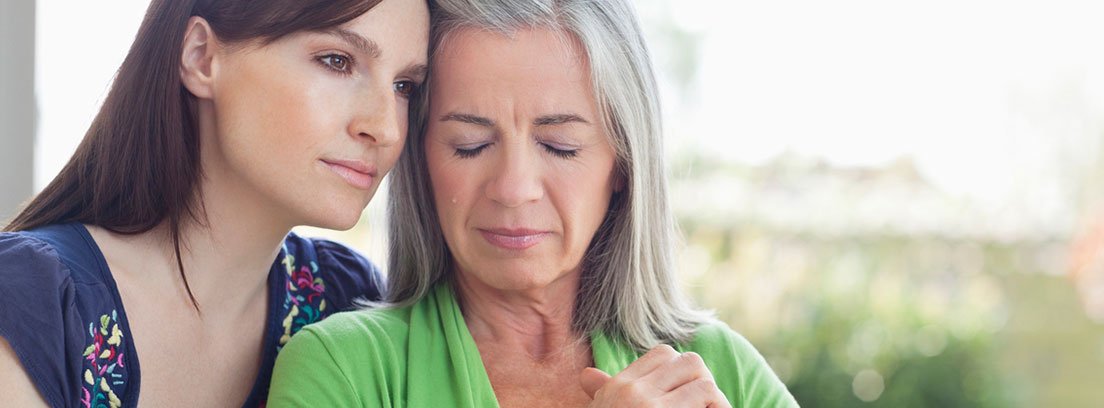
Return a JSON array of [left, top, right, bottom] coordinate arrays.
[[0, 0, 36, 225]]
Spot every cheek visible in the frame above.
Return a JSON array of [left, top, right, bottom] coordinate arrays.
[[562, 179, 609, 227], [557, 159, 617, 242], [269, 83, 338, 146], [426, 147, 468, 228], [220, 73, 334, 159]]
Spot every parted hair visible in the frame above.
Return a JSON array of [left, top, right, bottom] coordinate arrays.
[[385, 0, 711, 351], [4, 0, 385, 309]]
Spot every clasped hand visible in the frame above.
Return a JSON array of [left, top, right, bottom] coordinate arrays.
[[579, 344, 731, 408]]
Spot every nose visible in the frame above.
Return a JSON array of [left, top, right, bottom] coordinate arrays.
[[484, 139, 544, 208], [347, 83, 403, 147]]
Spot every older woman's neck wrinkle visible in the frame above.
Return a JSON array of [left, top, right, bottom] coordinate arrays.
[[456, 271, 585, 360]]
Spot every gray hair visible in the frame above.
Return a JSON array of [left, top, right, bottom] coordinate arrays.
[[385, 0, 711, 351]]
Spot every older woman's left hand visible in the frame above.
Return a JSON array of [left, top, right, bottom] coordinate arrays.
[[579, 344, 732, 408]]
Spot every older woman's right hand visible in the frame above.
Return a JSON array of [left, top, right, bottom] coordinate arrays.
[[579, 344, 732, 408]]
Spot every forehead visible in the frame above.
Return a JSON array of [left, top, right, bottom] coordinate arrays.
[[342, 0, 429, 36], [269, 0, 430, 64], [430, 26, 594, 110]]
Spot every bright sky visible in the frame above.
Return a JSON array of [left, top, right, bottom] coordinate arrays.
[[35, 0, 1104, 213]]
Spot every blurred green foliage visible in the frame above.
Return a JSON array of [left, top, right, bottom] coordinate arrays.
[[670, 155, 1104, 407], [768, 298, 1016, 407]]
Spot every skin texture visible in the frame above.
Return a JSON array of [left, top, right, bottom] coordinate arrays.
[[124, 2, 428, 406], [1, 0, 429, 406], [427, 26, 729, 408], [427, 31, 617, 297], [580, 346, 732, 408], [194, 4, 427, 232], [0, 336, 47, 407], [426, 26, 617, 408]]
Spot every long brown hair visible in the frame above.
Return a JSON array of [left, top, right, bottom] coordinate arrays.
[[5, 0, 384, 310]]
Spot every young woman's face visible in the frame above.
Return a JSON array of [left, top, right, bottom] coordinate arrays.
[[206, 0, 429, 229], [425, 27, 619, 292]]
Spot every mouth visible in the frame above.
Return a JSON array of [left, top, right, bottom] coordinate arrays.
[[478, 228, 550, 250], [321, 159, 378, 190]]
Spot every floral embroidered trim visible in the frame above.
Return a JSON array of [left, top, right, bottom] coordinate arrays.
[[278, 244, 328, 349], [81, 310, 124, 408]]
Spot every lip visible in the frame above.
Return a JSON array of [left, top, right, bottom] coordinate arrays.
[[478, 228, 550, 250], [321, 159, 378, 190]]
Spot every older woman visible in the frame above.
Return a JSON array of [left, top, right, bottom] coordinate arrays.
[[268, 0, 797, 406]]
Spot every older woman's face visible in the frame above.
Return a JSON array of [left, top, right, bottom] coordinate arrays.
[[426, 27, 618, 291]]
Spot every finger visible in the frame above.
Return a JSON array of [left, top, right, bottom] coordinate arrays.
[[658, 377, 732, 408], [579, 367, 612, 399], [638, 351, 712, 393], [615, 344, 681, 381]]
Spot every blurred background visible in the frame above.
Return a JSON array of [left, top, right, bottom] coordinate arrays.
[[3, 0, 1103, 406]]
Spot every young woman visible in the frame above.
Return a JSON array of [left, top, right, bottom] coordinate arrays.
[[0, 0, 428, 406]]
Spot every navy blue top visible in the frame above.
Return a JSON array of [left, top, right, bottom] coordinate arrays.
[[0, 223, 384, 408]]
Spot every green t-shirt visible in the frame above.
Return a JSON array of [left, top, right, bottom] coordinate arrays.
[[267, 283, 798, 407]]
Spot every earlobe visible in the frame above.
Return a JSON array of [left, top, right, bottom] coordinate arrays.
[[179, 16, 218, 99]]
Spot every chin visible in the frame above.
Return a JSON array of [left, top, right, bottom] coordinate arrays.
[[479, 263, 564, 291], [319, 216, 360, 231], [300, 200, 366, 231]]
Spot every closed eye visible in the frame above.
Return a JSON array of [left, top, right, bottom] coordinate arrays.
[[454, 143, 491, 159], [541, 142, 579, 159]]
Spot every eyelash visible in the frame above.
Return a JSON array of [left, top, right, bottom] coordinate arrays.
[[542, 143, 579, 158], [316, 53, 353, 75], [454, 144, 489, 159], [452, 143, 579, 159], [316, 53, 420, 99], [394, 80, 420, 99]]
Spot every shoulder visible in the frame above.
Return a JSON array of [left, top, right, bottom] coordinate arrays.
[[0, 229, 89, 407], [0, 231, 71, 282], [686, 321, 799, 408], [684, 321, 764, 377], [0, 229, 78, 317], [269, 307, 412, 406], [688, 321, 758, 356], [281, 233, 385, 308], [1, 223, 108, 287], [279, 306, 413, 380], [294, 307, 412, 359]]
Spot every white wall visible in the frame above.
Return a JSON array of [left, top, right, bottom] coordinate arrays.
[[0, 0, 35, 224]]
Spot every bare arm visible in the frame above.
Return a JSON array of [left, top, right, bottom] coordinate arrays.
[[0, 335, 50, 408]]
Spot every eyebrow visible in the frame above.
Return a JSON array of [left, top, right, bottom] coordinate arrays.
[[439, 113, 590, 127], [326, 28, 381, 59], [323, 28, 428, 80], [441, 113, 495, 127], [534, 114, 589, 126], [401, 63, 429, 81]]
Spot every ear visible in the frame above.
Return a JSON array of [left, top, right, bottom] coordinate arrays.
[[179, 16, 219, 99]]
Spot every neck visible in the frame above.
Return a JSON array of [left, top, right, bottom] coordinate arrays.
[[171, 102, 297, 316], [455, 270, 585, 360], [93, 101, 300, 321], [95, 170, 293, 321], [177, 175, 292, 313]]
